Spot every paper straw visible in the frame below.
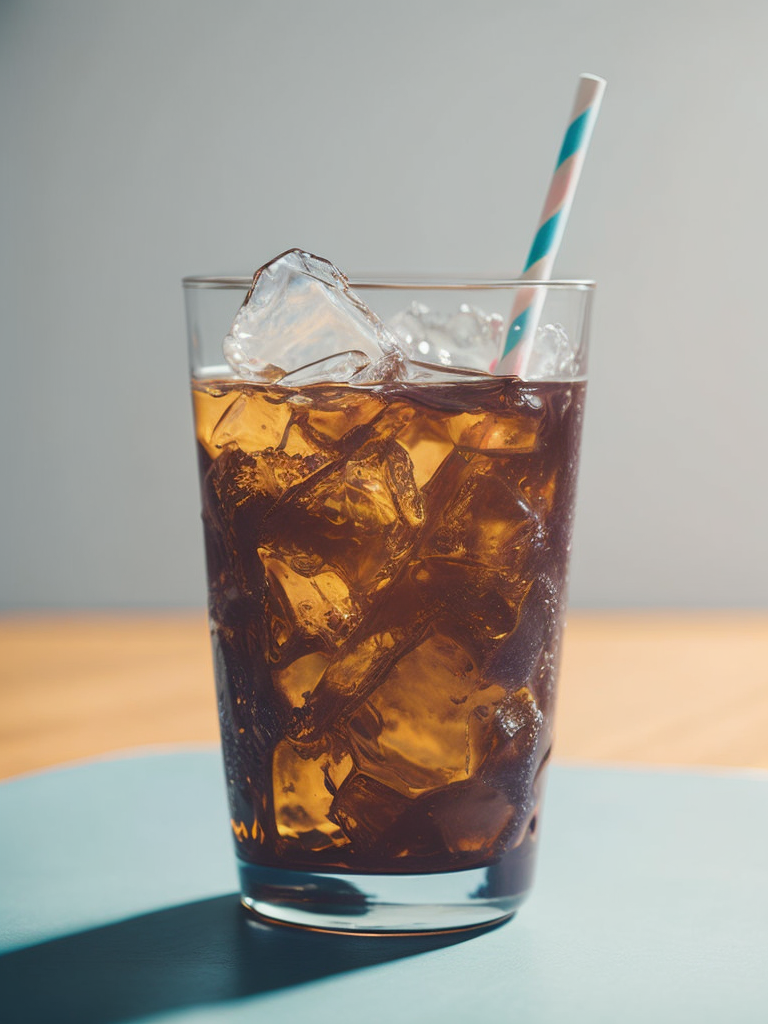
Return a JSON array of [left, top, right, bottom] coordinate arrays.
[[496, 73, 606, 377]]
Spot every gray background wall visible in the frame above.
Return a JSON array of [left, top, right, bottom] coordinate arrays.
[[1, 0, 766, 610]]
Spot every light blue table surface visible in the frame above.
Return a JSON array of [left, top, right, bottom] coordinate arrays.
[[1, 750, 766, 1023]]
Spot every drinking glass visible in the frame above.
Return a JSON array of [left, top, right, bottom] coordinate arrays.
[[184, 274, 592, 933]]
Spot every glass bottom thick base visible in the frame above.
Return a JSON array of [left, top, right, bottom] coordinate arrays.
[[238, 859, 531, 934]]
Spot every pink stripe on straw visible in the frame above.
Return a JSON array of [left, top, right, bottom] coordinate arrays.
[[539, 154, 579, 221]]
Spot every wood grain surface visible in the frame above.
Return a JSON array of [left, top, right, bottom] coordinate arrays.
[[1, 612, 766, 779]]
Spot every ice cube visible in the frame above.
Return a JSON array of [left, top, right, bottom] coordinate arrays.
[[330, 772, 412, 855], [410, 780, 516, 856], [279, 351, 371, 386], [257, 546, 360, 646], [388, 302, 504, 373], [423, 465, 544, 568], [347, 633, 506, 797], [525, 323, 578, 379], [272, 738, 350, 849], [223, 249, 400, 382], [256, 429, 425, 618]]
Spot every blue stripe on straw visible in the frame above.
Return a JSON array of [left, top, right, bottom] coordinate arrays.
[[503, 306, 530, 354], [524, 212, 560, 271], [556, 107, 590, 168]]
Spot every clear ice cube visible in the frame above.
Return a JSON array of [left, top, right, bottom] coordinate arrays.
[[223, 249, 400, 382], [525, 323, 578, 379], [388, 302, 504, 374]]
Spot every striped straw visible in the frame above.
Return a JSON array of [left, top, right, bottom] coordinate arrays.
[[497, 73, 606, 377]]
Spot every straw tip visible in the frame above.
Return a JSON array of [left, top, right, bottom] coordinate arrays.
[[579, 72, 607, 87]]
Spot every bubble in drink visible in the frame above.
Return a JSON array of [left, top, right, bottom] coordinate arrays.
[[192, 372, 585, 887]]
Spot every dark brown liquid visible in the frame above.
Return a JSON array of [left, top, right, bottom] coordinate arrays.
[[193, 376, 585, 876]]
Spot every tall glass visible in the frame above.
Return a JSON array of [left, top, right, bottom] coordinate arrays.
[[184, 275, 592, 933]]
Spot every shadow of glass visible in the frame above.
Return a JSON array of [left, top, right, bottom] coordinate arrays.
[[0, 893, 496, 1023]]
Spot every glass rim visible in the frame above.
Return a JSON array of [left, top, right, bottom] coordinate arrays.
[[182, 273, 596, 291]]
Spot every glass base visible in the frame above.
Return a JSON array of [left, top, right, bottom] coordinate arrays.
[[238, 859, 531, 934]]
